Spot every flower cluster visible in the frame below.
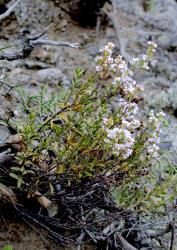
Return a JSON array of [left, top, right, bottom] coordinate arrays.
[[112, 55, 144, 99], [129, 41, 157, 70], [96, 42, 145, 103], [95, 42, 115, 73], [143, 110, 165, 159], [97, 41, 164, 161], [105, 127, 135, 159]]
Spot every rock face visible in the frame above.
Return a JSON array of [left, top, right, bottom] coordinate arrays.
[[0, 0, 176, 112], [111, 0, 177, 111], [32, 68, 63, 84], [0, 126, 10, 143], [52, 0, 107, 26], [14, 0, 58, 31]]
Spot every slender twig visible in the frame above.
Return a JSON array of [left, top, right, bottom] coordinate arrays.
[[0, 39, 78, 61], [0, 22, 79, 61], [32, 39, 79, 49], [29, 23, 54, 40], [102, 1, 128, 59]]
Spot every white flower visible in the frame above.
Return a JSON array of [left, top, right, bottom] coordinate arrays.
[[94, 42, 163, 162], [122, 148, 132, 159], [130, 119, 141, 128], [105, 126, 135, 159], [110, 63, 116, 71], [107, 128, 119, 139], [142, 54, 148, 61], [103, 117, 108, 124], [107, 42, 115, 49], [96, 65, 103, 72], [136, 84, 144, 91], [95, 55, 103, 62], [143, 63, 149, 70], [157, 111, 165, 119], [107, 57, 114, 64], [147, 41, 157, 48], [129, 58, 139, 65]]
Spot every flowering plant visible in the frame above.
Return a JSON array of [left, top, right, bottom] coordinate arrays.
[[0, 41, 170, 248], [6, 41, 164, 189]]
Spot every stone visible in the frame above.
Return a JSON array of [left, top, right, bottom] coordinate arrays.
[[32, 68, 63, 84], [0, 126, 10, 143], [14, 0, 59, 31]]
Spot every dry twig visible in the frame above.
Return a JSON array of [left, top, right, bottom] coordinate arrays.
[[102, 0, 161, 59], [0, 20, 78, 61], [0, 148, 14, 164], [0, 38, 78, 61], [0, 183, 17, 203], [102, 1, 128, 59]]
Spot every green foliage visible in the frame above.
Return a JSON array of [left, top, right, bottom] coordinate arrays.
[[4, 43, 166, 207], [3, 245, 13, 250], [113, 154, 177, 212]]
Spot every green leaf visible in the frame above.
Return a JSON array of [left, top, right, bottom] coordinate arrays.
[[3, 245, 13, 250], [74, 68, 85, 79], [10, 167, 21, 172], [29, 112, 36, 120], [163, 120, 169, 126], [51, 122, 62, 134], [0, 120, 8, 126], [17, 178, 24, 188], [9, 173, 19, 180], [23, 170, 35, 175]]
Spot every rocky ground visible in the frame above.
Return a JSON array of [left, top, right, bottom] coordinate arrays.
[[0, 0, 177, 249]]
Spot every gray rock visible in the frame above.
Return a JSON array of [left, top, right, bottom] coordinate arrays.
[[0, 126, 10, 143], [32, 68, 63, 84], [24, 60, 49, 70], [15, 0, 59, 31]]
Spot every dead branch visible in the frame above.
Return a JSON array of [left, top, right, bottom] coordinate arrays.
[[34, 191, 52, 209], [0, 183, 17, 203], [65, 190, 95, 202], [0, 0, 22, 21], [0, 148, 14, 164], [102, 0, 161, 60], [0, 37, 79, 61], [32, 39, 78, 48], [102, 1, 128, 59], [29, 23, 54, 41]]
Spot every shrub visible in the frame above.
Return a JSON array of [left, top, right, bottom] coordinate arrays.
[[0, 41, 169, 248], [4, 41, 165, 190]]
